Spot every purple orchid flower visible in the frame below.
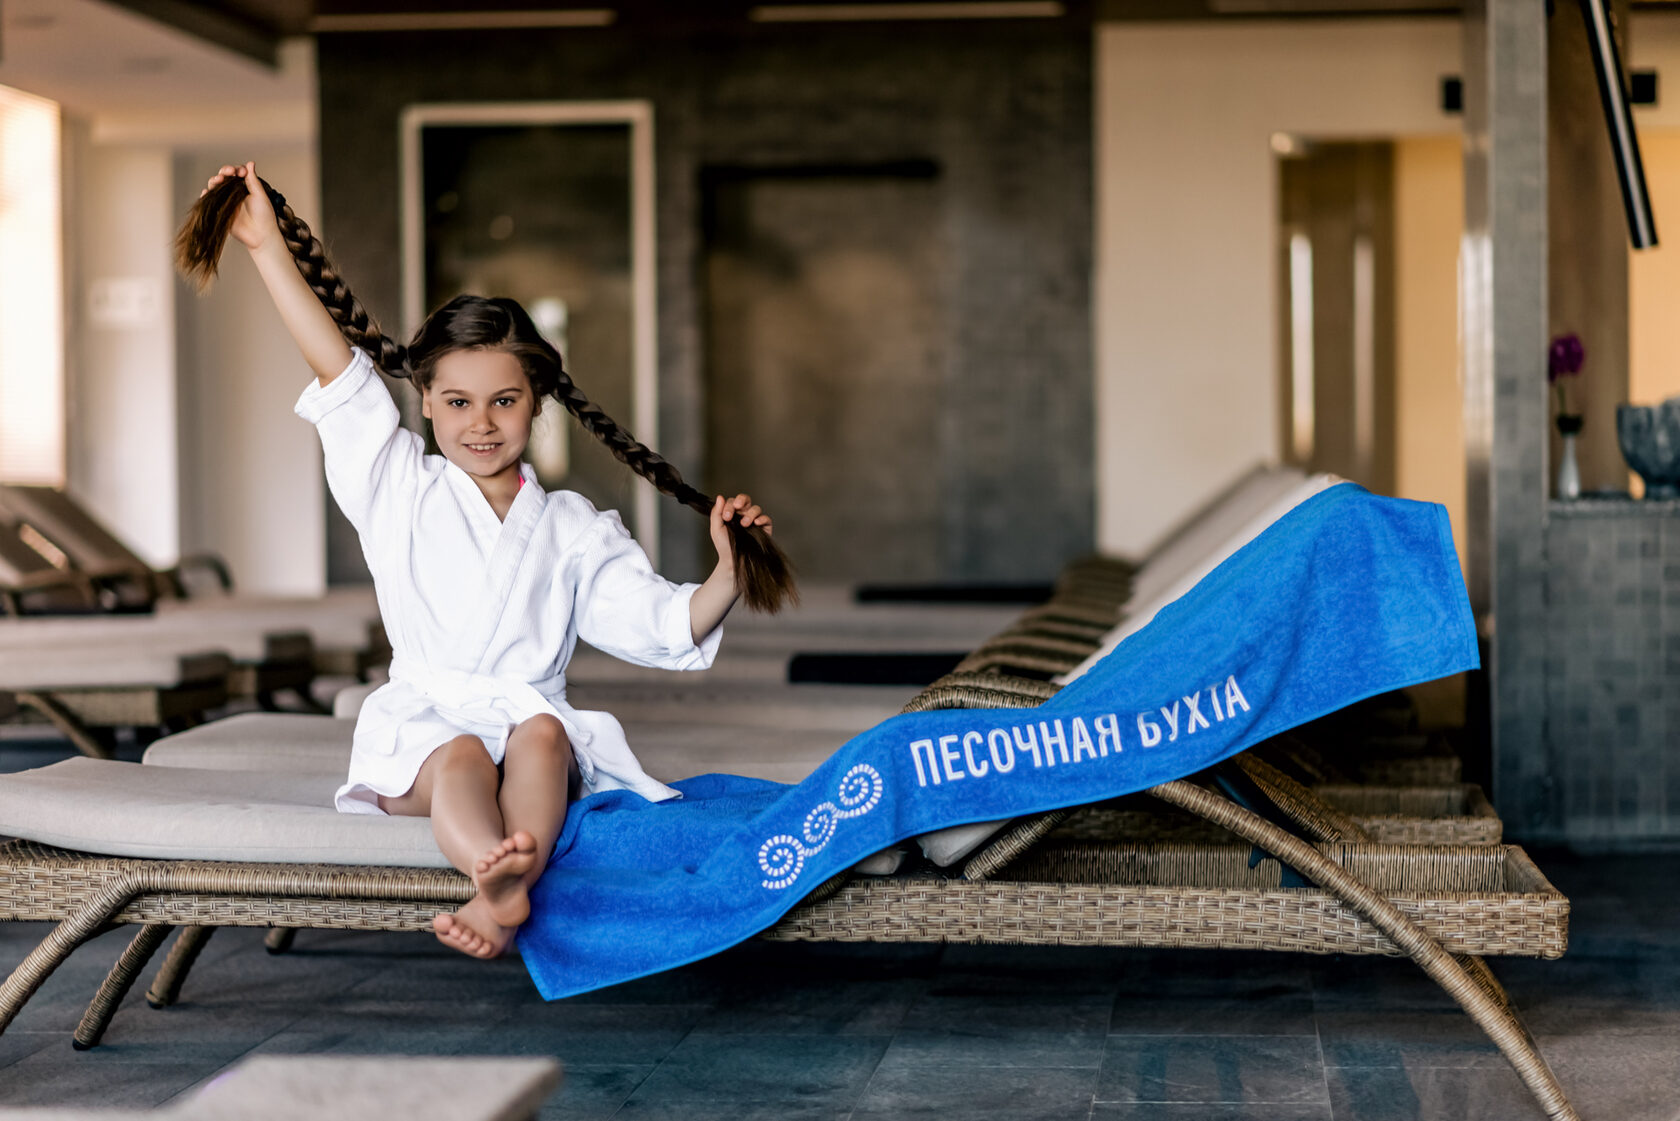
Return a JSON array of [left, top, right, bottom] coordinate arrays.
[[1548, 333, 1585, 383]]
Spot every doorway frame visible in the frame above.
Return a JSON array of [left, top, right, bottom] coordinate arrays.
[[398, 100, 659, 557]]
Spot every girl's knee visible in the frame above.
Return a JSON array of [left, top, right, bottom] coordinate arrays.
[[517, 714, 569, 750], [522, 713, 567, 742], [510, 714, 572, 763], [437, 734, 494, 774]]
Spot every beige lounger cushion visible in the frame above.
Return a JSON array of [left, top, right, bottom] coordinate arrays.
[[1126, 466, 1305, 605], [916, 819, 1013, 867], [334, 682, 378, 717], [143, 713, 356, 772], [0, 619, 311, 664], [145, 713, 843, 786], [0, 758, 447, 867], [158, 589, 382, 651], [139, 715, 907, 875], [0, 648, 230, 691]]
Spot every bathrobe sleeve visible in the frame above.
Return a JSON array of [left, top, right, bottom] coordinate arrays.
[[572, 508, 723, 671], [293, 348, 425, 535]]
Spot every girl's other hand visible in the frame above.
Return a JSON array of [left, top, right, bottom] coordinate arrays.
[[710, 493, 771, 567], [201, 161, 278, 252]]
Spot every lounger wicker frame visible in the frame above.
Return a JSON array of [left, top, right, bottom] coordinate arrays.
[[0, 583, 1579, 1119]]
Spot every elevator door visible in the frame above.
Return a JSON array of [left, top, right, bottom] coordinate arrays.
[[704, 172, 947, 583]]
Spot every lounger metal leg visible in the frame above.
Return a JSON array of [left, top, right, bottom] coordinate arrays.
[[74, 923, 171, 1050], [0, 882, 135, 1036], [263, 928, 296, 954], [1150, 779, 1579, 1121], [14, 691, 114, 760], [146, 925, 217, 1008]]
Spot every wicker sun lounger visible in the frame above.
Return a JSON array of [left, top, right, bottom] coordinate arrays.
[[952, 473, 1345, 683], [0, 488, 387, 680], [154, 591, 389, 680], [0, 710, 1576, 1121], [1053, 464, 1306, 602], [1, 521, 320, 716], [139, 711, 852, 789], [0, 647, 234, 760], [0, 530, 113, 616], [0, 466, 1569, 1112], [0, 486, 231, 602], [0, 615, 319, 717]]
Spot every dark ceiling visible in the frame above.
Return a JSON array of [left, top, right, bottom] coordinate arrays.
[[104, 0, 1680, 70]]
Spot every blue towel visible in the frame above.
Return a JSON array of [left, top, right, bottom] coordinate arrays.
[[521, 484, 1477, 998]]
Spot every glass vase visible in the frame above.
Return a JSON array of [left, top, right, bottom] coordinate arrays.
[[1556, 413, 1584, 500]]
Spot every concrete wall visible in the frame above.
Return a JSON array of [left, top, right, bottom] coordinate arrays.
[[1094, 20, 1459, 558], [315, 20, 1093, 584]]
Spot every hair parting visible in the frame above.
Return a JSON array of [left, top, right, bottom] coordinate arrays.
[[175, 173, 797, 613]]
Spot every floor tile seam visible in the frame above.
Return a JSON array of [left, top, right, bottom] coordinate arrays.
[[130, 1063, 241, 1110], [669, 1030, 898, 1042], [1313, 1002, 1333, 1121], [599, 1061, 660, 1120], [1317, 1055, 1513, 1070], [873, 1059, 1108, 1071], [1090, 1094, 1332, 1105], [605, 1013, 710, 1116], [155, 1040, 279, 1109], [82, 1008, 312, 1068], [837, 1030, 895, 1119], [0, 1037, 56, 1073], [682, 1026, 919, 1039], [1099, 1031, 1324, 1040], [615, 1092, 883, 1109]]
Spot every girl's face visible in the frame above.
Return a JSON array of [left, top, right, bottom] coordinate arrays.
[[421, 348, 536, 480]]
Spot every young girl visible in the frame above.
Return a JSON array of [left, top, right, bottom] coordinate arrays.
[[181, 162, 795, 960]]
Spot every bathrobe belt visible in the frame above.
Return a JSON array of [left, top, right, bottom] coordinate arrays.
[[385, 657, 588, 748]]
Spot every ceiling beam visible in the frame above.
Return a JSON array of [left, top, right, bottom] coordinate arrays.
[[103, 0, 281, 66]]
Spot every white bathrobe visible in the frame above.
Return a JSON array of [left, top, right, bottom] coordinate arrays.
[[295, 348, 721, 814]]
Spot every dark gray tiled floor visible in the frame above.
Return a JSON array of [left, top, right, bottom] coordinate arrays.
[[2, 732, 1679, 1119]]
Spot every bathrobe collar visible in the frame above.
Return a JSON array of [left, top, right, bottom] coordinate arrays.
[[441, 459, 547, 668]]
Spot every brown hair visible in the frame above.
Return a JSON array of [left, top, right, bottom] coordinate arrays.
[[176, 174, 795, 613]]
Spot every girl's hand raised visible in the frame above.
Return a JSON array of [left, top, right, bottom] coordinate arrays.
[[710, 493, 771, 569], [201, 161, 278, 253]]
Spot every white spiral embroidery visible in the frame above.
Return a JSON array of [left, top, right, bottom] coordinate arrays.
[[758, 763, 883, 890]]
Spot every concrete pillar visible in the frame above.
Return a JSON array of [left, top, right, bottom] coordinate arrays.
[[1462, 0, 1553, 832]]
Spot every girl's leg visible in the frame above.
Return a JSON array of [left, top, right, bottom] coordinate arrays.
[[380, 735, 517, 959], [378, 734, 505, 874], [479, 714, 577, 926]]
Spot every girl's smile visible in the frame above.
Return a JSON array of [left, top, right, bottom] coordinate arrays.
[[421, 347, 536, 489]]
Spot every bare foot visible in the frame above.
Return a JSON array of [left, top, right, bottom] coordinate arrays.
[[474, 830, 539, 928], [432, 895, 515, 959]]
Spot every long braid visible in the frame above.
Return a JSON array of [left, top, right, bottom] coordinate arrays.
[[545, 367, 797, 613], [553, 379, 711, 517], [175, 176, 413, 380], [176, 173, 797, 613]]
